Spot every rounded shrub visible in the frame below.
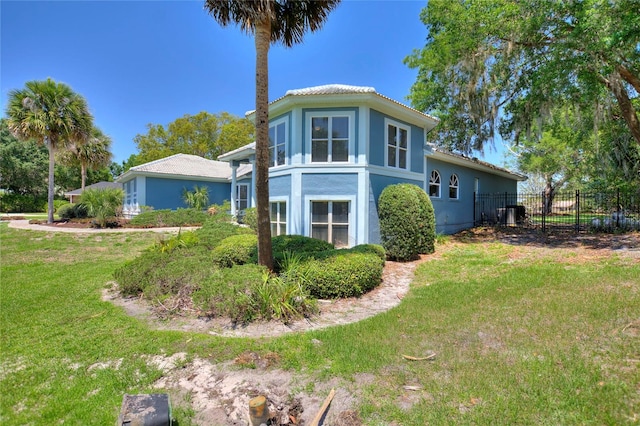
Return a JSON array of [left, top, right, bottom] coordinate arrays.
[[57, 203, 88, 219], [292, 250, 384, 299], [348, 243, 386, 261], [407, 185, 436, 254], [240, 207, 258, 231], [378, 183, 423, 261], [212, 234, 258, 267]]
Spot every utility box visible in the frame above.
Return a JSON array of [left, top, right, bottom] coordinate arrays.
[[117, 394, 171, 426]]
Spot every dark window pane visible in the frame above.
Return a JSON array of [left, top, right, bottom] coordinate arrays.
[[333, 139, 349, 162], [312, 140, 328, 162], [332, 117, 349, 138], [399, 150, 406, 169], [388, 125, 397, 146], [388, 146, 396, 167], [312, 202, 328, 223], [332, 202, 349, 223], [312, 225, 329, 242], [399, 128, 408, 148], [312, 117, 328, 139], [332, 225, 349, 248]]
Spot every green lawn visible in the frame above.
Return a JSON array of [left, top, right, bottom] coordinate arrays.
[[1, 224, 638, 425]]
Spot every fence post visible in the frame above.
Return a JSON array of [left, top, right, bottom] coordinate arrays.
[[541, 191, 546, 232], [473, 192, 477, 226], [575, 190, 580, 232]]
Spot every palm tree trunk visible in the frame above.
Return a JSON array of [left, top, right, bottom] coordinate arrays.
[[47, 141, 55, 224], [81, 161, 87, 191], [255, 18, 274, 271]]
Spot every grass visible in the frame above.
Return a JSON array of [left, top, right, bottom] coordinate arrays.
[[1, 224, 638, 425]]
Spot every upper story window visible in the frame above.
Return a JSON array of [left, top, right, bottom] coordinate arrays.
[[386, 119, 409, 169], [310, 114, 350, 163], [449, 174, 459, 199], [429, 170, 441, 198], [269, 119, 287, 167]]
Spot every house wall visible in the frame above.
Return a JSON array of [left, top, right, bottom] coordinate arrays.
[[145, 177, 230, 210], [368, 109, 425, 174], [426, 157, 518, 234]]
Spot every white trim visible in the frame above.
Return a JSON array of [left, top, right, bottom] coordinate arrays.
[[384, 118, 411, 170], [235, 183, 249, 211], [429, 169, 441, 198], [358, 169, 368, 245], [269, 116, 288, 168], [305, 110, 356, 164], [358, 105, 368, 166], [367, 164, 424, 181], [303, 194, 356, 247], [290, 169, 303, 235]]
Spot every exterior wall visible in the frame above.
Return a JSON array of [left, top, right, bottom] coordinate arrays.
[[368, 109, 425, 174], [426, 157, 518, 234], [145, 177, 230, 210]]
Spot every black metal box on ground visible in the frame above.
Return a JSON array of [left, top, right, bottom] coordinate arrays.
[[117, 394, 171, 426]]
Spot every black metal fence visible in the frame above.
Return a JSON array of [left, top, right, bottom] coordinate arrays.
[[474, 189, 640, 232]]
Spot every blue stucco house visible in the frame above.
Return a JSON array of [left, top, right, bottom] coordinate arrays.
[[119, 85, 525, 244], [218, 84, 526, 247], [116, 153, 250, 217]]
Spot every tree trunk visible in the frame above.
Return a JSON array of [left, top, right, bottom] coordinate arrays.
[[81, 161, 87, 191], [254, 19, 274, 271], [603, 71, 640, 146], [47, 140, 55, 224], [544, 179, 555, 215]]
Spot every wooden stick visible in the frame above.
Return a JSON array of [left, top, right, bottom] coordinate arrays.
[[309, 388, 336, 426], [402, 353, 436, 361]]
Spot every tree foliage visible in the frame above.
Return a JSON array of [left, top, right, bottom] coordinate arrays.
[[406, 0, 640, 154], [204, 0, 341, 270], [133, 111, 254, 164], [5, 78, 93, 222], [57, 127, 113, 190]]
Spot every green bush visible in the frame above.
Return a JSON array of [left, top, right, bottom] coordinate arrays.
[[182, 185, 209, 210], [54, 199, 69, 212], [114, 246, 215, 298], [57, 203, 88, 219], [0, 193, 46, 213], [196, 219, 255, 249], [240, 207, 258, 231], [379, 183, 428, 261], [347, 243, 386, 261], [79, 187, 124, 228], [406, 185, 436, 254], [212, 234, 258, 267], [192, 264, 267, 323], [291, 250, 384, 299], [152, 230, 200, 254], [130, 208, 209, 228]]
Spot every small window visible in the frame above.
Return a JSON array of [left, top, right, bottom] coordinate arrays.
[[269, 121, 286, 167], [270, 201, 287, 236], [236, 184, 248, 210], [311, 116, 349, 163], [386, 121, 409, 169], [429, 170, 441, 198], [449, 174, 459, 199], [311, 201, 349, 248]]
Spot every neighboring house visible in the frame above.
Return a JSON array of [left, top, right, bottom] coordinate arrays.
[[218, 84, 526, 247], [64, 181, 122, 204], [116, 154, 249, 217]]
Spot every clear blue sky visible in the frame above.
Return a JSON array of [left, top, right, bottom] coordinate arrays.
[[1, 0, 505, 166]]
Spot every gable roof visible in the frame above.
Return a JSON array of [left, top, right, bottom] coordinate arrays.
[[117, 153, 232, 182]]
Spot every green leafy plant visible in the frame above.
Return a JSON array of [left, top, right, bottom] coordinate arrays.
[[211, 234, 258, 267], [182, 185, 209, 210], [153, 230, 199, 254], [79, 187, 124, 228], [129, 208, 209, 228], [378, 183, 425, 261], [241, 207, 258, 231]]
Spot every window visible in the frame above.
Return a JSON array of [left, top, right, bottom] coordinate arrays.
[[311, 116, 349, 163], [311, 201, 349, 248], [386, 121, 409, 169], [429, 170, 441, 198], [269, 121, 286, 167], [236, 184, 248, 210], [449, 174, 459, 199], [270, 201, 286, 236]]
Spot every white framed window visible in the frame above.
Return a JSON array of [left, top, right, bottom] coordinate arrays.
[[385, 119, 410, 169], [308, 112, 354, 163], [270, 201, 287, 236], [429, 170, 441, 198], [269, 119, 287, 167], [449, 174, 459, 199], [236, 184, 248, 210], [310, 200, 350, 248]]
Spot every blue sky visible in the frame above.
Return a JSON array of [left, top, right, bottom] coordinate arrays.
[[1, 0, 506, 165]]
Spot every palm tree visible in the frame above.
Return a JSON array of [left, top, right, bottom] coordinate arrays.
[[5, 78, 93, 223], [204, 0, 341, 270], [59, 127, 113, 190]]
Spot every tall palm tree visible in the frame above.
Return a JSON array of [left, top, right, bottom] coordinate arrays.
[[59, 127, 113, 190], [6, 78, 93, 223], [204, 0, 341, 270]]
